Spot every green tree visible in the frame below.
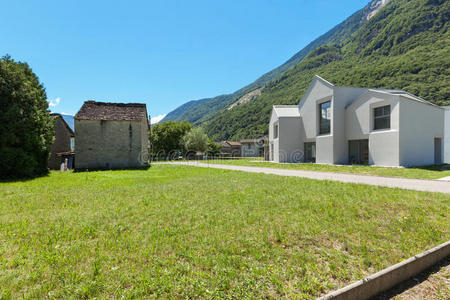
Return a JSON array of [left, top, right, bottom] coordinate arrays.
[[0, 55, 54, 178], [150, 121, 192, 156], [182, 127, 209, 153], [207, 139, 222, 156]]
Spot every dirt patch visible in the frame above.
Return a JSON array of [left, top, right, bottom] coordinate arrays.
[[373, 257, 450, 300]]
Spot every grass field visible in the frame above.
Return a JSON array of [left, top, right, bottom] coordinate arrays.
[[205, 158, 450, 180], [0, 165, 449, 298]]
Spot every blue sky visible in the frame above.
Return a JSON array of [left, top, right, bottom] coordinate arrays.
[[1, 0, 368, 121]]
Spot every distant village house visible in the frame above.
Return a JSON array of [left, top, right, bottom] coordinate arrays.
[[217, 141, 241, 157], [74, 101, 150, 169], [240, 137, 267, 157], [48, 113, 75, 170]]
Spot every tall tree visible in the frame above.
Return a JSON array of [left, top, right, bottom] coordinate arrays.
[[150, 121, 192, 156], [182, 127, 209, 153], [0, 55, 54, 178]]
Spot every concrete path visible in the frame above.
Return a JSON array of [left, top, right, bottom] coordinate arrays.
[[163, 162, 450, 194], [438, 176, 450, 181]]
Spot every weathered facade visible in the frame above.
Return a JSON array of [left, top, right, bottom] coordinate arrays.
[[48, 114, 75, 170], [217, 141, 241, 157], [269, 76, 447, 166], [240, 137, 267, 157], [75, 101, 150, 169]]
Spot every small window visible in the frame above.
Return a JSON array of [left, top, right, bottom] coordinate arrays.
[[70, 137, 75, 152], [319, 101, 331, 135], [247, 144, 251, 149], [374, 105, 390, 130], [274, 124, 278, 139]]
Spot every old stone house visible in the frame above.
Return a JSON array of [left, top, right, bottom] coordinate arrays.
[[48, 113, 75, 170], [74, 101, 150, 169], [217, 141, 241, 157]]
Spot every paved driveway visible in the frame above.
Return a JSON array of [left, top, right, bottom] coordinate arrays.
[[163, 161, 450, 194]]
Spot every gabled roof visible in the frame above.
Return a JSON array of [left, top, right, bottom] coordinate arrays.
[[311, 76, 440, 109], [273, 105, 300, 117], [51, 113, 74, 136], [218, 141, 241, 147], [75, 101, 148, 121], [314, 75, 334, 87]]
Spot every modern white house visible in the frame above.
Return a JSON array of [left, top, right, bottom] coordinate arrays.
[[269, 75, 448, 167]]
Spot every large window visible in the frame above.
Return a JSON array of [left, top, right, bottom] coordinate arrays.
[[374, 105, 390, 130], [319, 101, 331, 135]]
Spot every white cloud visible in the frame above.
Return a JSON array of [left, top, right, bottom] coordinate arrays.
[[48, 97, 61, 107], [151, 114, 166, 124]]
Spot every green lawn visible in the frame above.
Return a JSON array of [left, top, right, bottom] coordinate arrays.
[[205, 158, 450, 180], [0, 165, 449, 298]]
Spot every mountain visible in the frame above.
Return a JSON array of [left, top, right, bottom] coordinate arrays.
[[162, 0, 391, 124], [203, 0, 450, 141]]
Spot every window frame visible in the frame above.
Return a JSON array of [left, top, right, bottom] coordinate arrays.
[[373, 105, 391, 131], [318, 100, 331, 135], [273, 123, 279, 139]]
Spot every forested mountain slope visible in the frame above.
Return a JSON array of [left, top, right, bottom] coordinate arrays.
[[203, 0, 450, 140], [162, 0, 389, 123]]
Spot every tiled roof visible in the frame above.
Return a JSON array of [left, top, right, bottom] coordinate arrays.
[[218, 141, 241, 147], [226, 141, 241, 146], [75, 101, 148, 121]]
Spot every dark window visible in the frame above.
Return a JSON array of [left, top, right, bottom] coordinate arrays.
[[304, 142, 316, 163], [274, 124, 278, 139], [319, 101, 331, 135], [349, 139, 369, 165], [374, 105, 390, 130]]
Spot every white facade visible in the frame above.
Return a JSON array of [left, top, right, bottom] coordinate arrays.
[[269, 76, 447, 167], [445, 106, 450, 163]]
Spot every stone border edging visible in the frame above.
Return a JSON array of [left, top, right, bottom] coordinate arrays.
[[318, 240, 450, 300]]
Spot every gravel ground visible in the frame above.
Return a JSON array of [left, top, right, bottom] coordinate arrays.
[[373, 258, 450, 300]]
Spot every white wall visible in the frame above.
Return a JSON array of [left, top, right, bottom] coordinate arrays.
[[346, 91, 400, 166], [269, 111, 280, 162], [445, 107, 450, 163], [399, 98, 444, 166], [333, 87, 367, 164], [278, 117, 303, 163], [298, 77, 333, 163], [298, 78, 333, 139]]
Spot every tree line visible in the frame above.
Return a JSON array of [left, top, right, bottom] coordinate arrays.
[[150, 121, 220, 160]]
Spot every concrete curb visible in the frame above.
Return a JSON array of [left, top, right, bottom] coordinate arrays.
[[318, 240, 450, 300]]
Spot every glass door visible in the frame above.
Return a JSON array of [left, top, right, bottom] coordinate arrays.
[[349, 139, 369, 165], [304, 142, 316, 163]]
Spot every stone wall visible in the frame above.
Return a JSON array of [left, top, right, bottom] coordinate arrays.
[[75, 119, 149, 169]]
